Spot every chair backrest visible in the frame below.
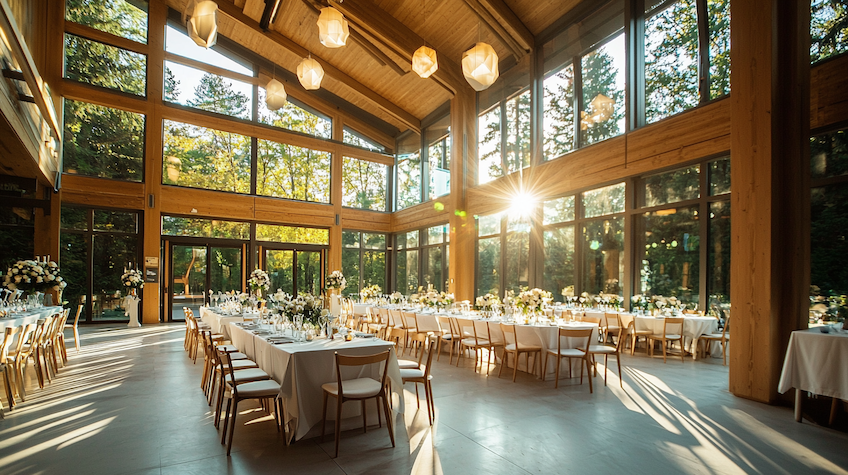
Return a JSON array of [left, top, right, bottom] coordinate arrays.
[[54, 309, 71, 339], [604, 313, 621, 329], [334, 350, 391, 399], [437, 315, 452, 335], [454, 317, 474, 338], [722, 313, 731, 337], [417, 314, 441, 333], [15, 322, 37, 354], [472, 319, 490, 344], [616, 321, 634, 352], [558, 328, 593, 354], [74, 304, 84, 327], [402, 311, 418, 330], [0, 326, 21, 363], [46, 311, 64, 341], [448, 317, 461, 338], [662, 317, 685, 335], [582, 315, 601, 325], [388, 309, 404, 328], [486, 321, 504, 345], [499, 323, 517, 348]]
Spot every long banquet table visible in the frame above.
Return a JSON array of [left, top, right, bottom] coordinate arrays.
[[228, 323, 404, 443], [0, 306, 64, 331], [583, 311, 720, 358], [200, 306, 253, 339]]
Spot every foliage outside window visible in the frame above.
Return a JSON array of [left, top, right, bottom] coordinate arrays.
[[811, 128, 848, 304], [708, 200, 730, 309], [396, 132, 421, 210], [256, 225, 329, 244], [478, 91, 531, 184], [477, 213, 502, 297], [64, 34, 146, 96], [427, 115, 451, 200], [543, 64, 575, 160], [396, 231, 420, 294], [709, 157, 731, 195], [342, 157, 387, 211], [581, 34, 625, 146], [343, 128, 387, 152], [256, 140, 330, 203], [258, 92, 332, 139], [583, 182, 626, 218], [542, 195, 576, 297], [342, 231, 386, 296], [63, 100, 145, 182], [708, 0, 731, 98], [811, 0, 848, 63], [65, 0, 148, 43], [0, 208, 34, 277], [422, 224, 449, 291], [642, 166, 700, 207], [161, 216, 250, 239], [163, 120, 251, 193], [582, 217, 624, 295], [164, 61, 253, 120], [505, 215, 531, 293], [638, 206, 700, 305]]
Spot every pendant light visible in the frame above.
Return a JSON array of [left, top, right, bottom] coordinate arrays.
[[297, 56, 324, 90], [265, 79, 287, 111], [462, 42, 499, 91], [185, 0, 219, 49], [317, 6, 349, 48], [413, 46, 438, 79]]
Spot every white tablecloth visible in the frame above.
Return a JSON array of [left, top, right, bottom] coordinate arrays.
[[618, 314, 720, 357], [0, 306, 63, 331], [200, 307, 245, 339], [778, 327, 848, 400], [228, 323, 404, 442]]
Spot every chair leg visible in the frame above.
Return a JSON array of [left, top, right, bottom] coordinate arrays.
[[381, 394, 396, 448], [221, 398, 231, 443], [680, 339, 685, 363], [616, 353, 623, 388], [512, 352, 519, 382], [226, 400, 238, 456], [334, 396, 343, 458], [376, 396, 382, 428], [74, 327, 81, 352], [586, 359, 593, 393], [321, 392, 328, 442], [424, 381, 433, 425], [541, 353, 547, 382], [662, 339, 667, 363], [603, 354, 609, 386], [554, 355, 560, 389], [498, 350, 507, 378], [362, 399, 367, 433]]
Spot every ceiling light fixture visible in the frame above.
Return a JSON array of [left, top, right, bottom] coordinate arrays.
[[185, 0, 219, 49], [412, 46, 438, 79], [317, 6, 349, 48], [265, 79, 287, 110], [297, 56, 324, 90], [462, 42, 499, 91]]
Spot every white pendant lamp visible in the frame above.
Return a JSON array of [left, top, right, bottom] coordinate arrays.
[[297, 57, 324, 90], [185, 0, 218, 49], [317, 7, 349, 48], [462, 42, 499, 91], [265, 78, 287, 110], [412, 46, 438, 79]]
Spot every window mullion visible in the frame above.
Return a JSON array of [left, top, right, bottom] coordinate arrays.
[[696, 0, 711, 104]]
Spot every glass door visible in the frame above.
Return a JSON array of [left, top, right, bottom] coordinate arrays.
[[296, 251, 322, 295], [266, 249, 293, 295], [260, 247, 325, 296], [170, 245, 207, 321], [210, 246, 242, 294]]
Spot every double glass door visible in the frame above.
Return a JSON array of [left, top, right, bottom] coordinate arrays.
[[168, 242, 242, 321], [262, 247, 324, 296]]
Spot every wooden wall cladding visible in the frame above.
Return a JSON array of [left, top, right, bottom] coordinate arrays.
[[61, 175, 145, 209], [341, 208, 392, 233], [810, 54, 848, 131], [254, 196, 335, 227], [392, 200, 451, 233]]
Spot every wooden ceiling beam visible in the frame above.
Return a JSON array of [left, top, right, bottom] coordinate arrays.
[[327, 0, 465, 95], [471, 0, 534, 53], [461, 0, 528, 58], [216, 0, 421, 132]]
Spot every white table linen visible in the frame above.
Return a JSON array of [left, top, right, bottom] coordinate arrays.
[[228, 323, 404, 443], [778, 327, 848, 400], [0, 306, 63, 331], [617, 314, 720, 357], [200, 307, 245, 339]]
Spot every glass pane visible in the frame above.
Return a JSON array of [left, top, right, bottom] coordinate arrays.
[[811, 128, 848, 179], [811, 184, 848, 300], [543, 196, 575, 224], [66, 0, 148, 43], [397, 151, 422, 209], [645, 0, 699, 123], [163, 120, 251, 193], [544, 64, 575, 160], [63, 100, 145, 182], [258, 92, 332, 138], [266, 250, 293, 294], [427, 225, 446, 244], [342, 231, 360, 248], [60, 233, 88, 314], [478, 107, 501, 184], [64, 33, 146, 96], [708, 201, 731, 312], [407, 230, 419, 248], [582, 217, 624, 295], [256, 225, 329, 244], [171, 246, 206, 320], [210, 247, 241, 294], [811, 0, 848, 63], [165, 25, 252, 76], [583, 182, 626, 218], [709, 157, 731, 195], [161, 216, 249, 239], [543, 226, 575, 300], [505, 219, 530, 294], [296, 251, 321, 295], [61, 206, 89, 231], [424, 247, 443, 292], [342, 248, 360, 296], [93, 210, 137, 233], [428, 137, 451, 199], [404, 250, 419, 294], [362, 250, 385, 290], [342, 157, 387, 211], [708, 0, 731, 98], [638, 207, 700, 305], [478, 213, 502, 237], [164, 61, 253, 120], [0, 225, 34, 275], [363, 233, 386, 249], [343, 128, 386, 152], [477, 236, 501, 297], [257, 140, 330, 203], [581, 33, 625, 146], [92, 233, 137, 321], [505, 91, 531, 175], [643, 166, 700, 207]]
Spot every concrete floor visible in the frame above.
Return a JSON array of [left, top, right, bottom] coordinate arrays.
[[1, 323, 847, 475]]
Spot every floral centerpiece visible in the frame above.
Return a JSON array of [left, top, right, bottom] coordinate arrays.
[[515, 287, 552, 315], [389, 291, 403, 304], [278, 292, 328, 326], [599, 292, 621, 309], [426, 290, 454, 309], [3, 259, 67, 293], [561, 286, 578, 305], [248, 269, 270, 295], [631, 294, 648, 312], [325, 270, 346, 291], [475, 293, 500, 312], [360, 284, 382, 301], [578, 291, 590, 308], [121, 269, 144, 295]]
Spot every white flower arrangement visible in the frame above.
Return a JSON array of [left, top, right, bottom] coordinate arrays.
[[389, 291, 403, 304], [248, 269, 270, 292], [278, 292, 328, 325], [515, 287, 552, 314], [475, 293, 500, 312], [631, 294, 648, 310], [360, 284, 382, 300], [325, 270, 346, 291], [3, 259, 67, 292], [121, 269, 144, 289]]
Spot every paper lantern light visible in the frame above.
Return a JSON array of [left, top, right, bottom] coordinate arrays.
[[589, 93, 615, 122], [265, 78, 287, 110], [297, 57, 325, 90], [186, 1, 218, 49], [461, 42, 499, 91], [412, 46, 438, 79], [317, 7, 349, 48]]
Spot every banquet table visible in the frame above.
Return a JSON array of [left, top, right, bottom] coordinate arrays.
[[778, 326, 848, 422], [200, 307, 250, 339], [0, 306, 63, 331], [616, 313, 720, 358], [228, 323, 404, 443]]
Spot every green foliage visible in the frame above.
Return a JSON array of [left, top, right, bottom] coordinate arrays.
[[64, 34, 146, 95], [257, 140, 330, 203], [708, 0, 731, 98], [543, 65, 574, 159], [65, 0, 148, 43], [811, 0, 848, 63], [476, 236, 500, 296], [581, 37, 625, 146], [479, 91, 531, 182], [811, 128, 848, 296], [188, 74, 249, 119], [543, 226, 575, 299], [640, 207, 700, 304], [63, 100, 144, 181], [396, 152, 421, 209], [342, 157, 387, 211], [163, 119, 251, 193]]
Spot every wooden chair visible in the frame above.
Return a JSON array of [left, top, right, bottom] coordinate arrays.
[[0, 326, 21, 410], [367, 307, 388, 338], [602, 313, 622, 344], [6, 323, 36, 401], [455, 318, 492, 372], [212, 333, 270, 430], [436, 315, 458, 362], [543, 328, 594, 392], [217, 347, 282, 456], [321, 350, 395, 458], [66, 304, 83, 353], [699, 313, 730, 365], [30, 317, 54, 388], [499, 323, 542, 382], [646, 317, 685, 363], [51, 308, 71, 366], [401, 334, 436, 425], [588, 321, 632, 387], [630, 320, 654, 355], [401, 311, 421, 356]]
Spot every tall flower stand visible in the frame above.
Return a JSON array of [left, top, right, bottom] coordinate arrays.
[[125, 289, 141, 328]]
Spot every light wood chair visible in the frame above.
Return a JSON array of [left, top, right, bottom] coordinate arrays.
[[646, 317, 685, 363], [699, 313, 730, 365], [630, 320, 654, 355], [6, 323, 36, 401], [499, 323, 542, 382], [436, 315, 458, 362], [543, 328, 594, 392], [401, 311, 421, 356], [401, 334, 436, 425], [367, 307, 388, 338], [588, 321, 632, 387], [66, 304, 83, 353], [0, 326, 21, 410], [51, 308, 71, 366], [30, 316, 54, 388], [602, 313, 622, 344], [321, 350, 395, 458], [217, 347, 282, 456]]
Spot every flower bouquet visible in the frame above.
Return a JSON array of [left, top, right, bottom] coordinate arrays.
[[121, 268, 144, 296], [515, 287, 552, 316], [360, 284, 382, 301], [325, 270, 346, 291], [248, 269, 270, 296], [475, 293, 501, 313], [3, 259, 68, 293]]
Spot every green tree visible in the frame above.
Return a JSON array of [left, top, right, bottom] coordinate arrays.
[[342, 157, 387, 211], [581, 41, 625, 146], [188, 74, 249, 119], [811, 0, 848, 63], [544, 64, 575, 159]]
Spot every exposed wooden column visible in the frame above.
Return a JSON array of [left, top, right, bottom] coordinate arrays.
[[328, 120, 344, 274], [729, 0, 810, 403], [448, 87, 477, 301], [141, 0, 166, 324], [34, 184, 61, 304]]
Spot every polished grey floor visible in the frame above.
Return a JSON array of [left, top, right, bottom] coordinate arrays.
[[1, 323, 847, 474]]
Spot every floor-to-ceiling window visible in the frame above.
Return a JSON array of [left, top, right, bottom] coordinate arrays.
[[342, 231, 388, 297]]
